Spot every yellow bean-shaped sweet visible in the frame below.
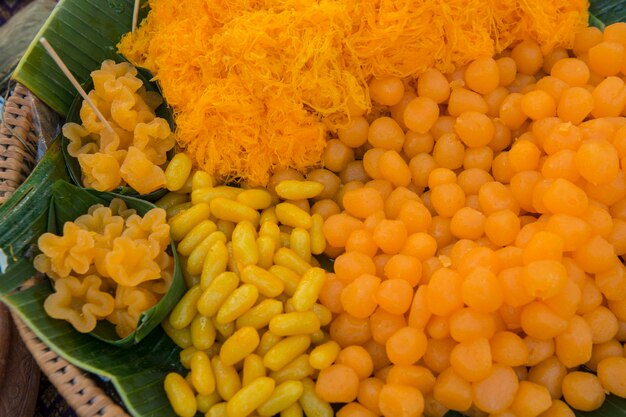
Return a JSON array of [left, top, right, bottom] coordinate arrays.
[[280, 232, 291, 249], [284, 299, 296, 313], [273, 248, 311, 276], [165, 153, 193, 192], [232, 221, 259, 267], [191, 187, 237, 205], [308, 341, 341, 370], [190, 314, 216, 350], [191, 351, 216, 396], [206, 402, 228, 417], [260, 207, 278, 225], [257, 380, 304, 417], [198, 271, 240, 317], [259, 221, 281, 248], [196, 391, 221, 414], [275, 180, 324, 200], [257, 236, 276, 269], [299, 378, 333, 417], [213, 317, 235, 339], [236, 299, 283, 330], [311, 303, 332, 326], [256, 331, 284, 357], [164, 372, 197, 417], [216, 284, 259, 324], [156, 192, 189, 211], [177, 172, 195, 194], [226, 242, 240, 276], [220, 326, 260, 366], [179, 346, 199, 369], [237, 189, 273, 210], [187, 231, 227, 276], [242, 354, 267, 387], [211, 356, 241, 401], [269, 312, 320, 336], [169, 203, 211, 242], [200, 240, 229, 289], [170, 285, 203, 330], [241, 265, 284, 298], [167, 202, 193, 219], [181, 272, 199, 290], [263, 335, 311, 371], [289, 228, 311, 264], [192, 171, 215, 191], [215, 185, 244, 195], [309, 214, 326, 255], [162, 319, 192, 349], [269, 354, 314, 384], [310, 329, 329, 346], [275, 203, 312, 229], [177, 220, 217, 257], [226, 377, 275, 417], [217, 219, 235, 241], [210, 197, 260, 224], [268, 265, 301, 297], [280, 402, 304, 417], [291, 267, 326, 312]]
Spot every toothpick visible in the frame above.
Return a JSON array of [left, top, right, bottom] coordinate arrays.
[[39, 37, 114, 133], [132, 0, 140, 32]]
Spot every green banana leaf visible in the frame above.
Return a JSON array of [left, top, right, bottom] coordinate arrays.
[[61, 56, 173, 201], [45, 180, 185, 346], [0, 139, 68, 276], [12, 0, 149, 117], [3, 273, 183, 417], [589, 0, 626, 29]]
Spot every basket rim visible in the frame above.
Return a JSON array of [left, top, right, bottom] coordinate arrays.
[[13, 311, 130, 417]]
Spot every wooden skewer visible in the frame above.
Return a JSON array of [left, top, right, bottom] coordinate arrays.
[[132, 0, 140, 32], [39, 37, 114, 133]]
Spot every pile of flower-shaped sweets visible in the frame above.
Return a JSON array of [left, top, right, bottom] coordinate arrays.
[[35, 199, 173, 338], [63, 60, 175, 194]]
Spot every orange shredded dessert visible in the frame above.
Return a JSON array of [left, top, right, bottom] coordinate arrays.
[[118, 0, 587, 185]]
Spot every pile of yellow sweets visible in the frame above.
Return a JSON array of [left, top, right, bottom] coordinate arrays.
[[63, 60, 175, 194], [156, 156, 334, 417], [35, 199, 174, 338]]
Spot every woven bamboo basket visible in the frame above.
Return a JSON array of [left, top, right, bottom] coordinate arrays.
[[1, 82, 130, 417]]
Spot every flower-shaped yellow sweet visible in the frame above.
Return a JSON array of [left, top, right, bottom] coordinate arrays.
[[33, 254, 63, 281], [118, 285, 158, 322], [75, 206, 126, 277], [105, 236, 161, 286], [43, 275, 115, 333], [119, 146, 167, 195], [99, 124, 133, 156], [123, 208, 170, 257], [133, 118, 175, 166], [80, 91, 113, 134], [64, 123, 99, 158], [107, 309, 136, 338], [110, 87, 142, 132], [109, 198, 137, 219], [75, 206, 125, 239], [101, 60, 137, 78], [141, 252, 174, 295], [38, 223, 95, 277], [78, 152, 122, 192], [107, 284, 158, 338]]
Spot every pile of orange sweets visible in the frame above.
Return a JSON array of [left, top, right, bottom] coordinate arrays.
[[158, 22, 626, 417]]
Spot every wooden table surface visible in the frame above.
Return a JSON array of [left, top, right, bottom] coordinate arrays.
[[0, 302, 40, 417]]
